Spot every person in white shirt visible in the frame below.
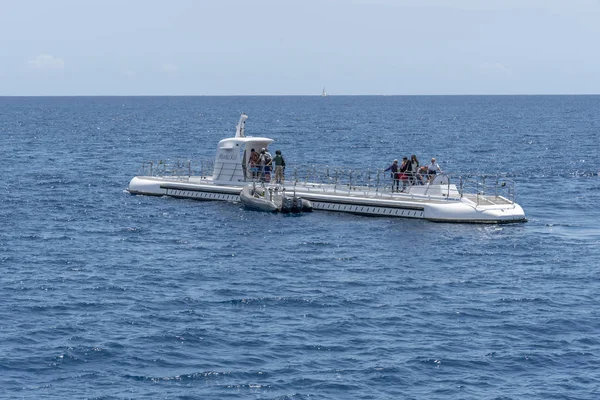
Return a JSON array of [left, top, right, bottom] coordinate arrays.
[[427, 158, 442, 182], [259, 148, 272, 182]]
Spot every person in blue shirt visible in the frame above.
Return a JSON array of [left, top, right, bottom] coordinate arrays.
[[384, 159, 400, 192]]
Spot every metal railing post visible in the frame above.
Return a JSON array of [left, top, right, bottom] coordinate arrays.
[[349, 169, 352, 191], [334, 169, 339, 193], [495, 175, 499, 198]]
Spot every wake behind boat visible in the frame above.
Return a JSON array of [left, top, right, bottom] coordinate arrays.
[[127, 114, 526, 223]]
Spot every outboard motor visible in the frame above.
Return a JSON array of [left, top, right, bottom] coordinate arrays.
[[281, 196, 294, 213], [293, 196, 303, 212]]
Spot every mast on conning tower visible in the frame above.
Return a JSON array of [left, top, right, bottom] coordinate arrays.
[[235, 113, 248, 138]]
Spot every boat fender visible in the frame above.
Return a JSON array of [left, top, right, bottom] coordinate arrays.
[[302, 199, 313, 212]]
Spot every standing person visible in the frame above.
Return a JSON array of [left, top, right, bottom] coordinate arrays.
[[272, 150, 286, 184], [264, 147, 272, 182], [427, 157, 442, 182], [409, 154, 420, 185], [384, 159, 400, 192], [248, 148, 260, 180], [399, 156, 410, 192], [259, 148, 272, 182]]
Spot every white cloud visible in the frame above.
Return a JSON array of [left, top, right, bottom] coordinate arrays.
[[162, 63, 178, 72], [28, 54, 65, 70]]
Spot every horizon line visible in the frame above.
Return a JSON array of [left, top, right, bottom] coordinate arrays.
[[1, 93, 600, 97]]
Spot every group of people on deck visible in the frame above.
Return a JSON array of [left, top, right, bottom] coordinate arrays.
[[245, 148, 441, 190], [247, 147, 286, 183], [384, 155, 442, 192]]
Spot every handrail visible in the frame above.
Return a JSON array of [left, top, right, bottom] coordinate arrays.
[[136, 159, 517, 202], [457, 174, 516, 204]]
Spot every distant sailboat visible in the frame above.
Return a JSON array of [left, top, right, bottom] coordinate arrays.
[[322, 87, 328, 96]]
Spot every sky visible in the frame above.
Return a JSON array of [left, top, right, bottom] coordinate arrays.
[[1, 0, 599, 96]]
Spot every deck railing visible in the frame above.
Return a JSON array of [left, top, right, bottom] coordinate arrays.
[[137, 159, 516, 202], [457, 175, 517, 204], [138, 159, 214, 180]]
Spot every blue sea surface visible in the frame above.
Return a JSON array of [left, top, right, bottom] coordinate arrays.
[[1, 95, 600, 399]]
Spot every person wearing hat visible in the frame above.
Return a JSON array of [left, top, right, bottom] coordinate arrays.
[[259, 147, 272, 182], [384, 159, 400, 192], [272, 150, 286, 184]]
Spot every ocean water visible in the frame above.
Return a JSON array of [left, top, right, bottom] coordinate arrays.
[[1, 95, 599, 399]]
